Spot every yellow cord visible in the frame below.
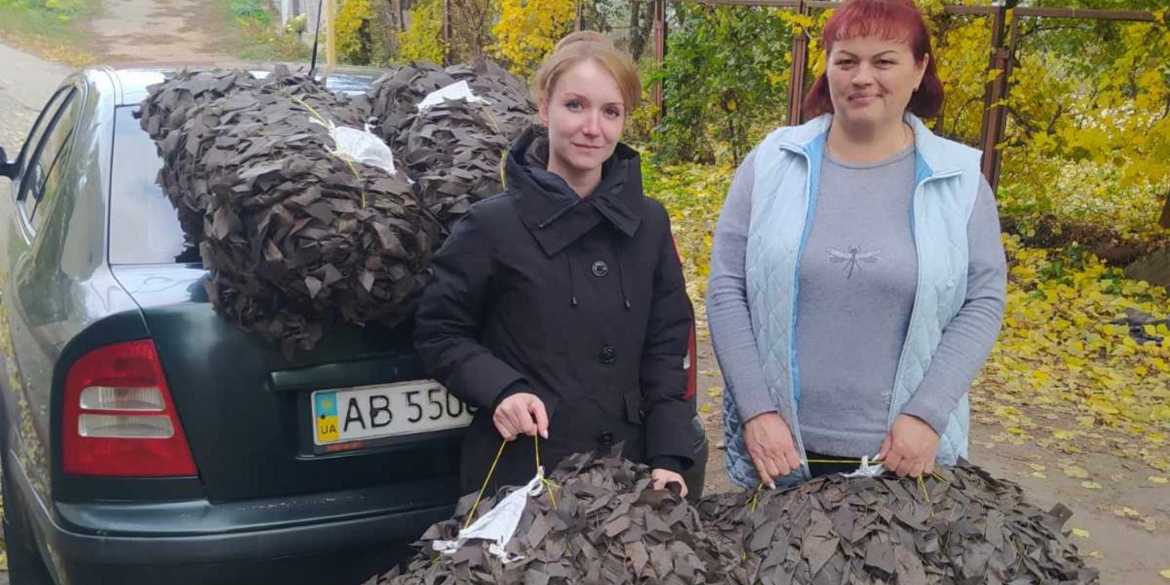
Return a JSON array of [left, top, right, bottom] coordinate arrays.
[[740, 481, 769, 561], [472, 102, 509, 191], [748, 481, 765, 514], [463, 439, 507, 530], [290, 96, 369, 208], [804, 458, 886, 465], [477, 103, 503, 135], [535, 433, 560, 512], [462, 433, 562, 531], [533, 433, 570, 554]]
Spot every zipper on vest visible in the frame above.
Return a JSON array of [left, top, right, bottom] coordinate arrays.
[[777, 139, 818, 482], [886, 168, 965, 429]]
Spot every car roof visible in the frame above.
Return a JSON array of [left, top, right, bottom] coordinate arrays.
[[101, 64, 386, 107]]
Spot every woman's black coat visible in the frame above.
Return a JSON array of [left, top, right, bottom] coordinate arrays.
[[414, 128, 695, 495]]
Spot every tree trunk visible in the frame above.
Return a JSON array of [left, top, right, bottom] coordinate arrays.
[[628, 1, 648, 63]]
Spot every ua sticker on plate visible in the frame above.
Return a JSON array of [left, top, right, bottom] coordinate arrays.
[[315, 391, 341, 443]]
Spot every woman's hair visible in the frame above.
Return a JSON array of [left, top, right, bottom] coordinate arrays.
[[532, 31, 641, 113], [802, 0, 944, 119]]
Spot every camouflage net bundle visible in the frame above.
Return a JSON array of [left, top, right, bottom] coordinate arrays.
[[356, 62, 458, 157], [360, 60, 535, 229], [358, 60, 533, 158], [367, 448, 745, 585], [139, 67, 366, 245], [141, 69, 439, 355], [445, 60, 537, 144], [698, 463, 1099, 585], [403, 99, 513, 228]]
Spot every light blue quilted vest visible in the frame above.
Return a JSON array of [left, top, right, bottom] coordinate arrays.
[[722, 113, 983, 488]]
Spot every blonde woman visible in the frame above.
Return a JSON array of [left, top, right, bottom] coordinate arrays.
[[416, 32, 695, 496]]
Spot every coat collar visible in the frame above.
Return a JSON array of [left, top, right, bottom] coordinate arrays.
[[506, 127, 643, 257]]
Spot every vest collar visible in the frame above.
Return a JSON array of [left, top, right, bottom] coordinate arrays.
[[777, 113, 965, 181]]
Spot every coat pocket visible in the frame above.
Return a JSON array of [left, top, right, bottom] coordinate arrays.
[[623, 387, 645, 425]]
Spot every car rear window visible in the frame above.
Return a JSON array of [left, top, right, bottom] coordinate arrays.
[[109, 106, 196, 265]]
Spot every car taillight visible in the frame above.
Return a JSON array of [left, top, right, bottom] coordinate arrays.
[[62, 340, 198, 477]]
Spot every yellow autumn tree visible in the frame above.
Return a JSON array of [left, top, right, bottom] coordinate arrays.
[[490, 0, 576, 77], [992, 14, 1170, 236], [400, 0, 447, 64], [335, 0, 372, 64]]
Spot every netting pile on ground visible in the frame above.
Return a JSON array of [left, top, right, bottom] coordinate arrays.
[[140, 68, 438, 355], [366, 448, 746, 585], [360, 60, 536, 228], [698, 462, 1099, 585]]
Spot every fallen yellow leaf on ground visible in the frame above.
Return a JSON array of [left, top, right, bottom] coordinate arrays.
[[1150, 476, 1169, 484], [1114, 507, 1141, 518], [1064, 465, 1090, 479], [1071, 527, 1091, 538], [1081, 481, 1103, 489]]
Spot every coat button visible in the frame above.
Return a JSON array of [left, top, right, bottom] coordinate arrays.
[[591, 260, 609, 277], [597, 430, 614, 447], [599, 346, 617, 363]]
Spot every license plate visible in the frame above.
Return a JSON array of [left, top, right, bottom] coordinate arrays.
[[311, 380, 474, 446]]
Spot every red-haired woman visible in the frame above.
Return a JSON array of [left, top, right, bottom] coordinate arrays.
[[707, 0, 1007, 488]]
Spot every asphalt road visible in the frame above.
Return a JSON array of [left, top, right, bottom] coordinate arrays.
[[0, 42, 74, 157]]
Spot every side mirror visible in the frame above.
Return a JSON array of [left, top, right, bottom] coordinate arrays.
[[0, 146, 17, 179]]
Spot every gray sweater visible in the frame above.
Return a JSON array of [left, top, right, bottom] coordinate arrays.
[[707, 146, 1007, 457]]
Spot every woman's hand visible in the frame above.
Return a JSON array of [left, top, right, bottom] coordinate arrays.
[[878, 414, 940, 478], [743, 412, 802, 488], [650, 468, 688, 498], [493, 393, 549, 441]]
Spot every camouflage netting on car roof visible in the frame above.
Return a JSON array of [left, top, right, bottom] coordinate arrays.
[[360, 60, 535, 229], [139, 62, 537, 353], [445, 60, 537, 145], [365, 448, 746, 585], [403, 99, 513, 229], [140, 68, 438, 355], [357, 60, 533, 159], [139, 67, 367, 246], [698, 462, 1099, 585], [355, 62, 457, 158]]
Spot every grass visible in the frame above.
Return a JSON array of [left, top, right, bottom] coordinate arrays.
[[0, 0, 100, 65], [217, 0, 310, 63]]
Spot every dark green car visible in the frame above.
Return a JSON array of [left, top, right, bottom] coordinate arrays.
[[0, 66, 706, 585]]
